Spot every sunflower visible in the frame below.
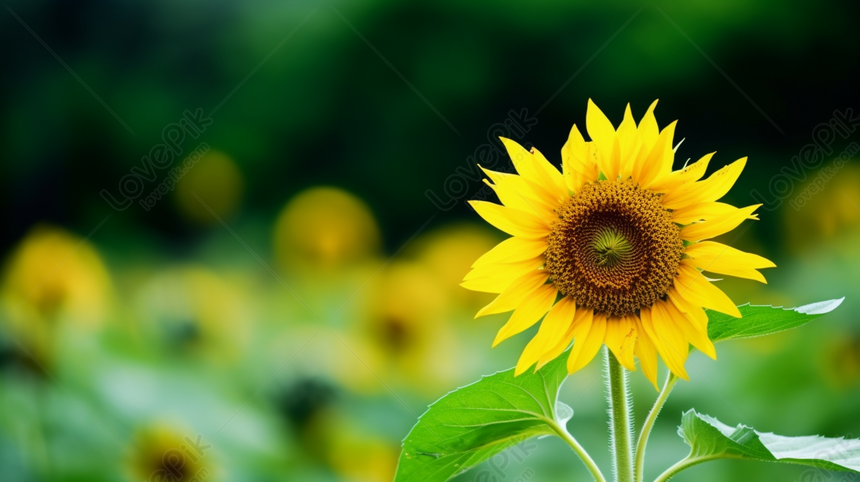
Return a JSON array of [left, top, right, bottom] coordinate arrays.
[[462, 99, 775, 387]]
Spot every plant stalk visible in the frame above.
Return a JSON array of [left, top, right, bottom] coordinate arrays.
[[606, 348, 634, 482], [553, 423, 608, 482], [652, 454, 732, 482], [633, 373, 678, 482]]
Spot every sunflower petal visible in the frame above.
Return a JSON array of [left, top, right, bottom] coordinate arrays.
[[530, 147, 567, 199], [568, 311, 606, 374], [674, 263, 741, 318], [562, 124, 600, 191], [667, 286, 708, 334], [473, 268, 549, 316], [586, 99, 618, 176], [681, 204, 761, 242], [662, 297, 716, 360], [492, 285, 557, 347], [634, 324, 660, 390], [672, 201, 758, 225], [662, 157, 747, 209], [461, 258, 543, 293], [500, 137, 565, 200], [684, 241, 776, 283], [472, 237, 547, 268], [637, 121, 677, 188], [643, 303, 690, 380], [604, 315, 638, 371], [617, 103, 642, 178], [468, 201, 550, 239], [536, 307, 592, 369], [515, 297, 577, 375], [650, 152, 715, 193], [636, 99, 660, 155]]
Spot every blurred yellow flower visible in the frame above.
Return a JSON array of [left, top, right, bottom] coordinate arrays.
[[127, 424, 212, 482], [463, 100, 775, 387], [326, 420, 398, 482], [784, 163, 860, 252], [410, 223, 499, 312], [821, 332, 860, 389], [335, 262, 459, 394], [1, 225, 111, 366], [273, 187, 380, 273], [175, 149, 244, 224], [136, 266, 252, 363]]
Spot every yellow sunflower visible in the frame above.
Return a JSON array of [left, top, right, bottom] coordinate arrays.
[[462, 99, 775, 387]]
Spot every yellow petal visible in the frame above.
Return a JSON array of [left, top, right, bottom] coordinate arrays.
[[636, 99, 660, 155], [515, 297, 577, 375], [481, 166, 559, 218], [684, 241, 775, 283], [672, 201, 757, 225], [604, 315, 638, 371], [634, 324, 659, 390], [586, 99, 618, 176], [481, 178, 556, 223], [461, 258, 543, 293], [667, 286, 708, 334], [650, 152, 714, 193], [568, 311, 606, 373], [468, 201, 551, 239], [616, 103, 642, 178], [661, 157, 747, 209], [530, 147, 568, 199], [681, 204, 760, 242], [472, 236, 547, 268], [561, 124, 600, 191], [661, 296, 716, 360], [674, 263, 741, 318], [500, 137, 565, 201], [642, 303, 690, 380], [536, 307, 592, 369], [492, 285, 557, 347], [473, 268, 549, 316], [637, 121, 677, 188]]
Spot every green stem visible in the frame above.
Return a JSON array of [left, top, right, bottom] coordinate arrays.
[[606, 348, 634, 482], [634, 373, 678, 482], [652, 454, 735, 482], [551, 422, 608, 482]]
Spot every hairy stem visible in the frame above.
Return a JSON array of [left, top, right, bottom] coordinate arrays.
[[634, 373, 678, 482], [606, 348, 634, 482]]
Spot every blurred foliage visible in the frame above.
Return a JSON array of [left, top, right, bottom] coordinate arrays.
[[1, 0, 859, 481]]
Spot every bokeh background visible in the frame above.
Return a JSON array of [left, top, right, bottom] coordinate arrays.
[[2, 1, 860, 481]]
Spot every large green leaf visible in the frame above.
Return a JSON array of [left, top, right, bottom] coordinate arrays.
[[393, 353, 571, 482], [707, 298, 844, 343], [676, 410, 860, 473]]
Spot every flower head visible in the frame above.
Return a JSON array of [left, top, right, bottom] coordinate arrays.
[[462, 99, 775, 387]]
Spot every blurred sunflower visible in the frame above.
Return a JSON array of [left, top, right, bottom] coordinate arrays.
[[0, 225, 111, 368], [339, 262, 459, 394], [127, 425, 211, 482], [463, 100, 775, 387], [273, 187, 380, 273], [175, 149, 244, 225], [326, 420, 398, 482], [410, 224, 499, 312], [784, 163, 860, 252], [136, 266, 251, 363]]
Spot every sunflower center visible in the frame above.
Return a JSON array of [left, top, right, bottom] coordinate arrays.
[[546, 179, 684, 317]]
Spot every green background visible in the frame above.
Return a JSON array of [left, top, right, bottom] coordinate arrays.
[[1, 1, 859, 481]]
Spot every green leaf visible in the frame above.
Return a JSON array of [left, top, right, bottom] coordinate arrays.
[[707, 298, 844, 343], [677, 409, 860, 473], [393, 353, 571, 482]]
